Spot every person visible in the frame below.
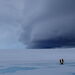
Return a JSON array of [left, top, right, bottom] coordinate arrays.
[[62, 59, 64, 64], [59, 59, 64, 64]]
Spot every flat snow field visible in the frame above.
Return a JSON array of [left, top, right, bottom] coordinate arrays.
[[0, 48, 75, 75]]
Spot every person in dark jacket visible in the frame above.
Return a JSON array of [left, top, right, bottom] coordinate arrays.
[[59, 59, 64, 64]]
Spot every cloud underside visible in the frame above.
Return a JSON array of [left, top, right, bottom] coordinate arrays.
[[27, 37, 75, 49], [20, 0, 75, 49]]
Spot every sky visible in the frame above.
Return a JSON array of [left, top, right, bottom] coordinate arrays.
[[0, 0, 25, 49], [0, 0, 75, 49]]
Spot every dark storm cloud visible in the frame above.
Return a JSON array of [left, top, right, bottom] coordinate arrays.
[[21, 0, 75, 48]]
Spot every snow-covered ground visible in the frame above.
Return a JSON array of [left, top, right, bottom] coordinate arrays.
[[0, 48, 75, 75]]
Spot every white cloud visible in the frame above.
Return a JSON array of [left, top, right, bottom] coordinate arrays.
[[0, 0, 25, 49]]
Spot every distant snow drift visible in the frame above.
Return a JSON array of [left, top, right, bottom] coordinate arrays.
[[20, 0, 75, 48]]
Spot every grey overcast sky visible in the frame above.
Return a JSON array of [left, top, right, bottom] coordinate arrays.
[[0, 0, 75, 49], [0, 0, 25, 49]]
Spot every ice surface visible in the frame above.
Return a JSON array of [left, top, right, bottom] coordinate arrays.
[[0, 48, 75, 75]]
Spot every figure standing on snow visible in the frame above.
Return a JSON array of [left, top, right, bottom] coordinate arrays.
[[59, 59, 64, 64]]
